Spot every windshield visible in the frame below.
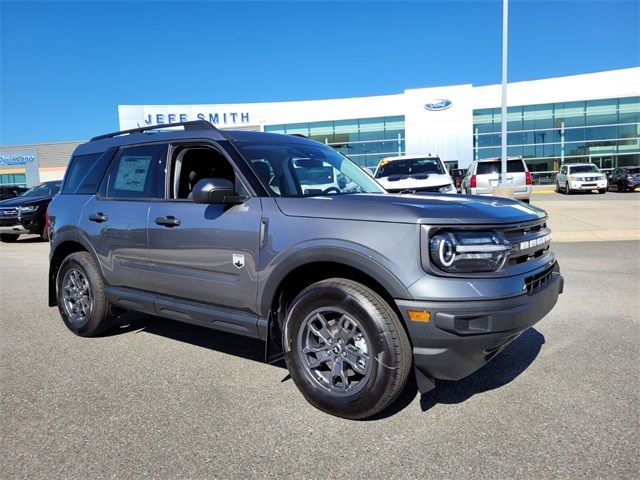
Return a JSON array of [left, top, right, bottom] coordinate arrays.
[[625, 167, 640, 174], [375, 157, 445, 178], [20, 182, 60, 197], [237, 140, 385, 197], [570, 165, 600, 174]]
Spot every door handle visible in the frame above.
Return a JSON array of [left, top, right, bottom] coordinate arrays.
[[155, 216, 181, 227], [88, 212, 108, 223]]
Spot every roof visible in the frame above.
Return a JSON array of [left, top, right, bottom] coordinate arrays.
[[73, 122, 320, 156], [380, 155, 441, 162]]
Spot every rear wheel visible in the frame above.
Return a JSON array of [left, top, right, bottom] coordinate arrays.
[[57, 251, 113, 336], [284, 278, 412, 419], [0, 234, 19, 243]]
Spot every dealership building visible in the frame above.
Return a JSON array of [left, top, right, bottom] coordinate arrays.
[[2, 67, 638, 187]]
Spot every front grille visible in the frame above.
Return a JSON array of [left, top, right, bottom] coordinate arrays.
[[0, 208, 19, 216], [504, 221, 551, 266], [388, 185, 448, 193], [525, 263, 555, 293]]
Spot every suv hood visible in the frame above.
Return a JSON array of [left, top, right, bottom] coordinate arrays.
[[275, 193, 546, 225], [0, 195, 50, 207], [376, 173, 452, 191]]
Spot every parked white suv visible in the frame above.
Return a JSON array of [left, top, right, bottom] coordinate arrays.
[[373, 155, 456, 194], [555, 163, 607, 194], [461, 157, 532, 203]]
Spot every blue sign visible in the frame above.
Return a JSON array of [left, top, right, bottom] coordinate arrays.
[[0, 151, 37, 166], [424, 99, 453, 111]]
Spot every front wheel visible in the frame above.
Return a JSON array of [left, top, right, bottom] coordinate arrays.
[[565, 182, 572, 194], [284, 278, 412, 419], [57, 251, 113, 336], [598, 189, 606, 194]]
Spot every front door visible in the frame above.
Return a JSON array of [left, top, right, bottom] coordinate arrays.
[[147, 144, 262, 317]]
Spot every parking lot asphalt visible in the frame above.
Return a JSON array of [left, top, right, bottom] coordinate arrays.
[[1, 234, 638, 479], [532, 191, 640, 242]]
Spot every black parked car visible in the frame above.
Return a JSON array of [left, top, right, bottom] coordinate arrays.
[[0, 180, 61, 242], [607, 166, 640, 192], [0, 185, 28, 200]]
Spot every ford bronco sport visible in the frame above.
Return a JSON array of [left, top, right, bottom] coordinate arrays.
[[48, 121, 563, 419]]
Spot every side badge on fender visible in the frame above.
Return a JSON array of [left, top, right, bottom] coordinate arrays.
[[233, 253, 245, 269]]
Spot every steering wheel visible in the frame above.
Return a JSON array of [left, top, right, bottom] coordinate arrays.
[[322, 186, 341, 195]]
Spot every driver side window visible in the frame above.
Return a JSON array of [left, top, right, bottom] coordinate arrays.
[[170, 146, 236, 200]]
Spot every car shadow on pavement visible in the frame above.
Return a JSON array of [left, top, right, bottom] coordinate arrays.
[[419, 328, 545, 411], [107, 312, 544, 418], [370, 328, 545, 420], [108, 311, 275, 365]]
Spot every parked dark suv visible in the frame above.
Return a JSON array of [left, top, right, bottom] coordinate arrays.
[[0, 180, 61, 242], [48, 121, 563, 419], [0, 185, 28, 200]]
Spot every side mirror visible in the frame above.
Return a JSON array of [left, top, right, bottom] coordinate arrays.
[[192, 178, 248, 205]]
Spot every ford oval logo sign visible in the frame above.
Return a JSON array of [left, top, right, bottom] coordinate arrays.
[[424, 99, 452, 111]]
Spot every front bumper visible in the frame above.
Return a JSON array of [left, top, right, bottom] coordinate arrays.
[[0, 213, 40, 235], [396, 264, 563, 392], [570, 180, 607, 191]]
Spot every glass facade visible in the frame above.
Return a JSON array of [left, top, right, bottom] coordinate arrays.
[[264, 116, 405, 169], [473, 97, 640, 181], [0, 173, 27, 186]]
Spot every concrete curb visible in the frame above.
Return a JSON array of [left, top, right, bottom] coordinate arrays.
[[552, 229, 640, 242]]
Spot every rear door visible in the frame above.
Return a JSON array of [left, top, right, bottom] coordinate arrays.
[[475, 161, 500, 194], [79, 143, 167, 292], [506, 159, 528, 195]]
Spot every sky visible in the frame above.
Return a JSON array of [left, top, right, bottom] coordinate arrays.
[[1, 0, 638, 145]]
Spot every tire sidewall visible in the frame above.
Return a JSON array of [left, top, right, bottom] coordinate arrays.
[[284, 283, 400, 419], [56, 253, 106, 336]]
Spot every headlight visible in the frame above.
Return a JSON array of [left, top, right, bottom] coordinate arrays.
[[17, 205, 38, 213], [429, 231, 511, 273], [569, 176, 577, 181], [438, 184, 454, 193]]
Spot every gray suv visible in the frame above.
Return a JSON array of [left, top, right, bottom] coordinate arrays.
[[48, 121, 563, 419]]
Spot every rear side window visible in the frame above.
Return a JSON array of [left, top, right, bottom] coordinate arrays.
[[477, 160, 526, 174], [61, 152, 111, 194], [106, 144, 166, 199]]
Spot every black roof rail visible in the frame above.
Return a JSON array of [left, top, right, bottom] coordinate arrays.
[[90, 120, 219, 142]]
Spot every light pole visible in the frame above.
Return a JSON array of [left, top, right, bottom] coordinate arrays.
[[500, 0, 509, 186]]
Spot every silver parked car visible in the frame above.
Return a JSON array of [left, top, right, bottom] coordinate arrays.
[[461, 157, 532, 202], [555, 163, 607, 194]]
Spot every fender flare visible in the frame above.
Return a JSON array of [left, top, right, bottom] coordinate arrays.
[[258, 245, 412, 317], [48, 231, 104, 307]]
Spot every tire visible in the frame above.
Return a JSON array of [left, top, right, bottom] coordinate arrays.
[[40, 228, 49, 241], [56, 251, 113, 336], [0, 234, 19, 243], [554, 181, 560, 193], [522, 199, 530, 203], [598, 189, 606, 194], [283, 278, 412, 419], [565, 182, 572, 194]]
